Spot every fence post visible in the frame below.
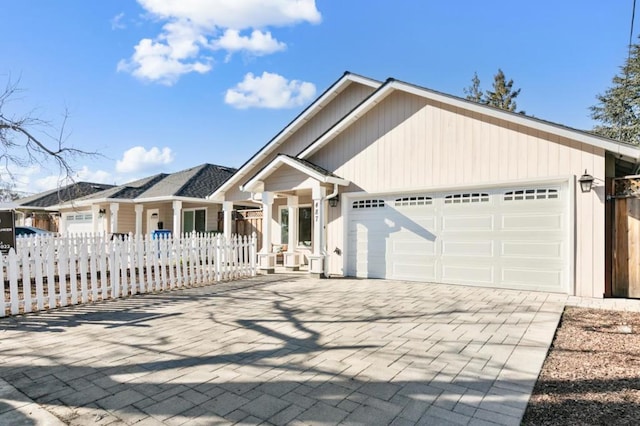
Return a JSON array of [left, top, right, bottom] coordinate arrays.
[[68, 237, 78, 305], [8, 250, 20, 315], [0, 254, 6, 317], [46, 240, 56, 310], [34, 239, 44, 310], [21, 243, 32, 313], [57, 236, 68, 307], [80, 237, 89, 304], [251, 232, 257, 277]]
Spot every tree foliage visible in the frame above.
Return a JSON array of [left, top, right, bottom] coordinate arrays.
[[0, 77, 97, 187], [464, 69, 523, 113], [590, 41, 640, 145], [463, 72, 483, 103]]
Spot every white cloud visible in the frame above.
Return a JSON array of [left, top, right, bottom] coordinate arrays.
[[111, 12, 126, 30], [119, 0, 321, 84], [74, 166, 114, 185], [117, 20, 212, 86], [116, 146, 174, 174], [225, 72, 316, 109], [213, 29, 286, 57]]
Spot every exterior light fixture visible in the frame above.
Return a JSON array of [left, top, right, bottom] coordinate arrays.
[[328, 194, 339, 208], [98, 208, 106, 218], [578, 170, 594, 193]]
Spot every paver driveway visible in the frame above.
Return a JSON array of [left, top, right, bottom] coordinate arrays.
[[0, 275, 565, 425]]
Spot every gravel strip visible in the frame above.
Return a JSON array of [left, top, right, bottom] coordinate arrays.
[[522, 306, 640, 425]]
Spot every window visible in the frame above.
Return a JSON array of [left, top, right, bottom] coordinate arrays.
[[395, 196, 432, 207], [504, 188, 559, 201], [279, 206, 312, 247], [352, 199, 385, 209], [67, 213, 92, 222], [299, 207, 312, 247], [280, 209, 289, 243], [183, 209, 206, 233], [444, 193, 489, 204]]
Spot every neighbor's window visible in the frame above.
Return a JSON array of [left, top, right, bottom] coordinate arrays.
[[183, 209, 206, 233], [298, 207, 312, 247]]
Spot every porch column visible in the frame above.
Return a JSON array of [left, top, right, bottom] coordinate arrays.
[[135, 204, 144, 236], [109, 203, 119, 234], [223, 201, 233, 239], [91, 204, 100, 234], [284, 195, 300, 271], [258, 191, 276, 273], [309, 184, 327, 278], [59, 213, 67, 234], [172, 200, 182, 237]]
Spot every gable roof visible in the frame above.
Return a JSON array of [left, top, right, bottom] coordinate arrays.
[[16, 181, 115, 209], [208, 72, 381, 200], [240, 154, 349, 193], [298, 78, 640, 162], [212, 72, 640, 201], [53, 164, 236, 208]]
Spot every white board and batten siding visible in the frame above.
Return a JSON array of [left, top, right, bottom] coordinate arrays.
[[315, 90, 606, 297], [346, 182, 570, 293]]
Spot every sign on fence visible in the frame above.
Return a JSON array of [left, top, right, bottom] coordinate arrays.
[[0, 210, 15, 254]]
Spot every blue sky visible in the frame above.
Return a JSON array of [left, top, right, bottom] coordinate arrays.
[[0, 1, 635, 194]]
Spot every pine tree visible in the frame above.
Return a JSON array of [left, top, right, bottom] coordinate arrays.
[[464, 72, 483, 103], [590, 41, 640, 145], [484, 69, 521, 112], [464, 69, 522, 113]]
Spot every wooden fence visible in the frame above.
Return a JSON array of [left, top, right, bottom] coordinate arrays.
[[1, 233, 257, 317]]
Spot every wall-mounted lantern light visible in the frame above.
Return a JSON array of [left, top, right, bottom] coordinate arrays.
[[98, 208, 106, 218], [578, 170, 594, 193], [328, 194, 340, 208]]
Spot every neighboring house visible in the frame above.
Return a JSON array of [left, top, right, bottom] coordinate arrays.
[[210, 71, 640, 298], [51, 163, 236, 236], [14, 181, 115, 232]]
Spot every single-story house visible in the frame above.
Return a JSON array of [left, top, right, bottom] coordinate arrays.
[[52, 163, 236, 236], [210, 71, 640, 298], [14, 181, 115, 232]]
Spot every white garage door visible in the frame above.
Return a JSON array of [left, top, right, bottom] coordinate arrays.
[[347, 184, 569, 293], [65, 213, 94, 235]]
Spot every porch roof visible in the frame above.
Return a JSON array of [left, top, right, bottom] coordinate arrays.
[[240, 154, 350, 193]]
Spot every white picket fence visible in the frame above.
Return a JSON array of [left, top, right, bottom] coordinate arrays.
[[1, 233, 257, 317]]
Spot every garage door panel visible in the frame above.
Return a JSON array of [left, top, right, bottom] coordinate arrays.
[[442, 264, 494, 284], [392, 261, 436, 281], [502, 268, 563, 288], [501, 241, 563, 258], [442, 215, 494, 231], [502, 214, 562, 230], [392, 240, 436, 255], [442, 241, 494, 257]]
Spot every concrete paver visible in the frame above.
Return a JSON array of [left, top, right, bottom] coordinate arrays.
[[0, 275, 572, 424]]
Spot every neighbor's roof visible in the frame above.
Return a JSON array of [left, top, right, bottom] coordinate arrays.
[[58, 163, 236, 207], [16, 181, 115, 208]]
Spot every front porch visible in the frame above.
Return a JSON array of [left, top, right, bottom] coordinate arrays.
[[226, 155, 348, 278]]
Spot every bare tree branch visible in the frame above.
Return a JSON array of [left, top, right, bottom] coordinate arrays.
[[0, 76, 101, 190]]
